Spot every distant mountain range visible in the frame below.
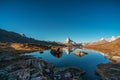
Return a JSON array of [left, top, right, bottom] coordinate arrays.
[[83, 36, 120, 46], [83, 37, 120, 58], [0, 28, 63, 46], [1, 28, 119, 47], [100, 36, 120, 42]]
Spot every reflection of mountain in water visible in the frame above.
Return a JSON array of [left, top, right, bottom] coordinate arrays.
[[63, 47, 75, 55], [50, 48, 63, 58], [50, 47, 87, 58]]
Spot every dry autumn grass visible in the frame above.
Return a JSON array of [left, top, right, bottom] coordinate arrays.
[[83, 38, 120, 57], [0, 43, 48, 55]]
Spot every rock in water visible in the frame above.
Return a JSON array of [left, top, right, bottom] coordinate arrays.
[[74, 51, 87, 57]]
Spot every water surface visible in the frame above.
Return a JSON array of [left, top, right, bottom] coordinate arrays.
[[24, 48, 109, 80]]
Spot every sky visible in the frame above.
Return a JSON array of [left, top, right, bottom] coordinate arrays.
[[0, 0, 120, 42]]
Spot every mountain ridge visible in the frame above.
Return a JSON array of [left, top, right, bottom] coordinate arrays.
[[0, 28, 64, 46], [83, 38, 120, 57], [83, 36, 120, 46]]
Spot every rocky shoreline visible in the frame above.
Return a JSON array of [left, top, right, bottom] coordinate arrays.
[[1, 42, 120, 80], [83, 46, 120, 80], [96, 63, 120, 80], [0, 56, 85, 80], [82, 48, 120, 80], [0, 43, 85, 80]]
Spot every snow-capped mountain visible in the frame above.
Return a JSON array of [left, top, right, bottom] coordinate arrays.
[[83, 36, 120, 45], [64, 37, 82, 46], [65, 37, 77, 45], [106, 36, 120, 42]]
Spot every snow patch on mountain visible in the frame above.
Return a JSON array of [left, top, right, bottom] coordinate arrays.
[[83, 36, 120, 46], [106, 36, 120, 42], [97, 36, 120, 42]]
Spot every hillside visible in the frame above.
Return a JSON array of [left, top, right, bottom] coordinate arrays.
[[0, 28, 64, 46], [83, 39, 108, 46], [83, 38, 120, 63], [83, 38, 120, 54], [83, 36, 120, 46]]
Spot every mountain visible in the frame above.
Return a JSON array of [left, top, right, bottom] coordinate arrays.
[[101, 38, 120, 50], [64, 37, 82, 47], [83, 38, 120, 63], [89, 39, 108, 45], [0, 28, 64, 46], [83, 38, 120, 56], [106, 36, 120, 42], [65, 37, 77, 45], [83, 39, 108, 46], [83, 36, 120, 46]]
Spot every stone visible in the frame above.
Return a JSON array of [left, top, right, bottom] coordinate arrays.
[[31, 59, 43, 71], [96, 63, 120, 80], [4, 63, 22, 72], [111, 56, 120, 63], [24, 59, 32, 67], [0, 70, 8, 79], [0, 56, 85, 80], [40, 61, 46, 67], [8, 69, 30, 80], [0, 55, 15, 61], [31, 77, 41, 80], [54, 74, 61, 80], [45, 69, 50, 73], [64, 72, 72, 78], [31, 71, 43, 78], [31, 76, 47, 80], [74, 51, 87, 57]]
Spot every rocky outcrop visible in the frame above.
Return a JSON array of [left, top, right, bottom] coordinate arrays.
[[0, 57, 85, 80], [74, 51, 87, 57], [0, 29, 65, 47], [111, 56, 120, 63], [50, 48, 63, 58], [96, 63, 120, 80]]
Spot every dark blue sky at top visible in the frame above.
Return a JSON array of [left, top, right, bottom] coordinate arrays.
[[0, 0, 120, 42]]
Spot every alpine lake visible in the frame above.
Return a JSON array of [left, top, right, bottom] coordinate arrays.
[[24, 47, 109, 80]]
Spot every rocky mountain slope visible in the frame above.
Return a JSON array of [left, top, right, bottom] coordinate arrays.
[[83, 39, 108, 45], [83, 38, 120, 63], [83, 36, 120, 46], [0, 28, 64, 46], [64, 37, 82, 48], [83, 37, 120, 80], [84, 38, 120, 53]]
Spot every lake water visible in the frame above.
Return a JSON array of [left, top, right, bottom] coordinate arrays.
[[24, 48, 109, 80]]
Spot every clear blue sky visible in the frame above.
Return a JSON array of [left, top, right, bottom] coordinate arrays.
[[0, 0, 120, 42]]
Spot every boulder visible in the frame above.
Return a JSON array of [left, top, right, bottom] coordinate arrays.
[[74, 51, 87, 57], [111, 56, 120, 63], [96, 63, 120, 80], [64, 72, 72, 78], [0, 55, 15, 61], [0, 70, 8, 79], [8, 69, 30, 80], [0, 57, 85, 80]]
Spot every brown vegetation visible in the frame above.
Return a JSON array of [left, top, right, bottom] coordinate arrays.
[[83, 38, 120, 56], [0, 43, 46, 54]]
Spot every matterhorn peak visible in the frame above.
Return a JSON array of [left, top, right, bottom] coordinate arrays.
[[65, 37, 70, 43], [65, 37, 78, 45]]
